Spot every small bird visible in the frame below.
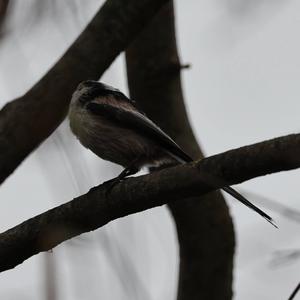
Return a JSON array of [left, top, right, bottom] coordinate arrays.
[[69, 80, 276, 227]]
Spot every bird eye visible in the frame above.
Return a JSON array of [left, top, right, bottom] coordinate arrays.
[[79, 93, 90, 105]]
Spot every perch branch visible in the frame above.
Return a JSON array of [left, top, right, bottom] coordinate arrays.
[[0, 133, 299, 273]]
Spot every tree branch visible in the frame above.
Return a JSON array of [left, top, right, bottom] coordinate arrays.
[[0, 133, 299, 273], [125, 2, 234, 299], [0, 0, 168, 184]]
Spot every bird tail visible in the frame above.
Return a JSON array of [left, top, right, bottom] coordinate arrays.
[[169, 148, 277, 227], [222, 186, 277, 228]]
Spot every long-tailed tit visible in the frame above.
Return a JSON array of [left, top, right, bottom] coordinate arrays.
[[68, 80, 276, 227]]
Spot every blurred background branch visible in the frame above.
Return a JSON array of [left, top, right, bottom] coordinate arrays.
[[0, 0, 168, 185], [0, 0, 9, 35]]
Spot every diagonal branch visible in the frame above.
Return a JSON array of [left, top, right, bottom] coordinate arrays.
[[288, 282, 300, 300], [0, 133, 299, 273], [0, 0, 168, 184]]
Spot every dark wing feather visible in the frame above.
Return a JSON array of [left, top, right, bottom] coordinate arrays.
[[86, 102, 193, 163]]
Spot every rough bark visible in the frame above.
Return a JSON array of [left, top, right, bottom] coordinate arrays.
[[0, 0, 169, 184], [126, 2, 234, 299], [0, 133, 299, 273]]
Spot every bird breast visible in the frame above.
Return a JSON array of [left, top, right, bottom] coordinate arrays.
[[68, 106, 161, 168]]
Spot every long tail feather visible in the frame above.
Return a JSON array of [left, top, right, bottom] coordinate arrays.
[[222, 186, 277, 228], [171, 149, 277, 227]]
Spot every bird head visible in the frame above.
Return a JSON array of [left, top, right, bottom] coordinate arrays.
[[69, 80, 137, 119], [71, 80, 121, 107]]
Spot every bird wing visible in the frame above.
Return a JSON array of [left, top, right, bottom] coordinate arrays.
[[86, 102, 193, 163]]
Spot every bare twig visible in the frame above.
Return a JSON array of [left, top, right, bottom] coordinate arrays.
[[288, 282, 300, 300], [0, 0, 169, 184], [0, 133, 299, 273]]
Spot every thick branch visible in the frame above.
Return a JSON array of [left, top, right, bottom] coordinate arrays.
[[0, 0, 168, 184], [0, 133, 299, 273], [126, 2, 234, 299]]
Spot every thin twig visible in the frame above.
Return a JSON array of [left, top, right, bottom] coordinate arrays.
[[288, 282, 300, 300]]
